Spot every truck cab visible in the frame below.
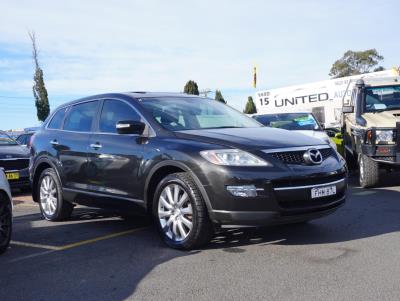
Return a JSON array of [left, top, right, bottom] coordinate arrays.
[[342, 77, 400, 187]]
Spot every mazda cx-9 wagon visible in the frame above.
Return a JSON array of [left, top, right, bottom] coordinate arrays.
[[30, 92, 347, 249]]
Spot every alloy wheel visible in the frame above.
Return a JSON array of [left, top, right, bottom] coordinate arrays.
[[158, 184, 193, 242], [40, 175, 58, 216]]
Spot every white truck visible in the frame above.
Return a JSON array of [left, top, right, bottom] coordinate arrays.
[[255, 68, 400, 128]]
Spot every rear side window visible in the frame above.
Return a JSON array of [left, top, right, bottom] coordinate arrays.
[[48, 107, 67, 129], [63, 101, 98, 132], [99, 99, 141, 133], [17, 135, 28, 145]]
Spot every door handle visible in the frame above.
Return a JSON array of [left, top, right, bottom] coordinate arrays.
[[50, 139, 59, 146], [90, 143, 102, 149]]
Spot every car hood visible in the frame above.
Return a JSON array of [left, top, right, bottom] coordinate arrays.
[[175, 127, 328, 150], [0, 145, 30, 159], [295, 130, 330, 142], [363, 110, 400, 128]]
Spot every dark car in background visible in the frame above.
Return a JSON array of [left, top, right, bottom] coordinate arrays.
[[0, 131, 30, 191], [30, 93, 347, 249], [0, 168, 12, 254]]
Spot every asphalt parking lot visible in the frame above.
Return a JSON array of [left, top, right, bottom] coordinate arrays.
[[1, 174, 400, 301]]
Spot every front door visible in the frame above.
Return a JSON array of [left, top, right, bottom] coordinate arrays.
[[87, 99, 145, 201]]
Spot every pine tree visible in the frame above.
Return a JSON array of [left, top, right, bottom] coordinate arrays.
[[29, 32, 50, 122], [214, 90, 226, 103], [243, 96, 257, 114], [183, 80, 199, 95]]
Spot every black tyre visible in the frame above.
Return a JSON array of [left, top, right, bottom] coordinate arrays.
[[38, 168, 73, 221], [0, 193, 12, 254], [153, 172, 214, 250], [359, 154, 379, 188]]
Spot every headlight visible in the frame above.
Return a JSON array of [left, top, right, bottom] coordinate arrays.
[[376, 130, 394, 144], [200, 149, 270, 166]]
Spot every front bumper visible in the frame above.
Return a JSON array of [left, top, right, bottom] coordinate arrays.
[[212, 196, 345, 226], [361, 144, 400, 166], [196, 153, 347, 227], [5, 168, 30, 188]]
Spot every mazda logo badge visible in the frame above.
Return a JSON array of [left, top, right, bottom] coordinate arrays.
[[303, 148, 323, 165]]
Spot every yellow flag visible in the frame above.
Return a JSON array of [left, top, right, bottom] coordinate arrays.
[[253, 67, 257, 88]]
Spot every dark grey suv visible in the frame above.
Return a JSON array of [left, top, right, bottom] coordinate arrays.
[[30, 92, 347, 249]]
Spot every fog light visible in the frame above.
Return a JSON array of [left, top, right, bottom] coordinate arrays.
[[226, 185, 258, 197]]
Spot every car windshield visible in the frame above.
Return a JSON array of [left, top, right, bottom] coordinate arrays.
[[254, 113, 321, 131], [0, 132, 18, 145], [364, 85, 400, 112], [139, 97, 262, 131]]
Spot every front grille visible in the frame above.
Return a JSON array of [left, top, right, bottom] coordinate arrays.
[[270, 148, 334, 165], [272, 172, 346, 188], [0, 158, 29, 171]]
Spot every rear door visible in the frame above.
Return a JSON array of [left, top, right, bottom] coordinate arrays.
[[87, 99, 145, 201], [55, 100, 100, 190]]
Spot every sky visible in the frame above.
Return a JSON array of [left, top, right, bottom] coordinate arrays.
[[0, 0, 399, 130]]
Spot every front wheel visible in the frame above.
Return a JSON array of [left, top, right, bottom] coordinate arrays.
[[359, 154, 379, 188], [0, 193, 12, 254], [153, 172, 214, 250], [38, 168, 73, 221]]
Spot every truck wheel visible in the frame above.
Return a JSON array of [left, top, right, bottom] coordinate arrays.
[[38, 168, 73, 221], [153, 172, 214, 250], [359, 154, 379, 188]]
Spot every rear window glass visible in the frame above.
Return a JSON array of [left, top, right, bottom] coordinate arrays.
[[48, 107, 67, 129]]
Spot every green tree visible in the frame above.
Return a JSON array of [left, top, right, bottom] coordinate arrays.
[[243, 96, 257, 114], [214, 90, 226, 103], [183, 80, 199, 95], [29, 31, 50, 121], [329, 49, 385, 79]]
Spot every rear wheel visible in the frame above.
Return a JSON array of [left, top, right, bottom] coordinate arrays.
[[359, 154, 379, 188], [38, 168, 73, 221], [0, 193, 12, 254], [153, 172, 213, 250]]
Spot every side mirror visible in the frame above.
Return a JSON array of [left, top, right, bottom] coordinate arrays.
[[116, 120, 145, 135], [342, 106, 354, 114], [326, 130, 335, 138]]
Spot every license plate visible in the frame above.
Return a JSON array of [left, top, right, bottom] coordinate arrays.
[[311, 185, 336, 199], [6, 172, 20, 180]]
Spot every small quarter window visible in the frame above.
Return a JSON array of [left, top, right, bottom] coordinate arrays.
[[48, 107, 67, 129]]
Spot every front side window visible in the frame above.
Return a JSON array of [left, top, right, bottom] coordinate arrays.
[[140, 97, 261, 131], [364, 85, 400, 112], [63, 101, 98, 132], [99, 100, 141, 133], [48, 107, 68, 129], [254, 113, 321, 131]]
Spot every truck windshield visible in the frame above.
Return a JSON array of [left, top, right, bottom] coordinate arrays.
[[140, 97, 262, 131], [365, 86, 400, 112], [253, 113, 321, 131]]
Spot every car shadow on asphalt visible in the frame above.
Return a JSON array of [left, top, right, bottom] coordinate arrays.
[[2, 173, 400, 300]]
